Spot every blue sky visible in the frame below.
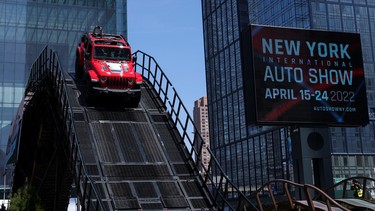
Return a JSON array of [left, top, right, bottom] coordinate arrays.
[[127, 1, 206, 114]]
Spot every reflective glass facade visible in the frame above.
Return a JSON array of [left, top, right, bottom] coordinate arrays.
[[308, 0, 375, 180], [202, 0, 293, 193], [202, 0, 375, 194], [0, 0, 127, 181]]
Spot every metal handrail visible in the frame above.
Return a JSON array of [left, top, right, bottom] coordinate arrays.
[[26, 46, 105, 210], [253, 179, 350, 211], [134, 50, 258, 210], [316, 176, 375, 200]]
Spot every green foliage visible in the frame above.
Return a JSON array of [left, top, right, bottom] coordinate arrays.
[[8, 179, 44, 211]]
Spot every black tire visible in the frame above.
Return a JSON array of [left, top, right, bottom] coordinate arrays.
[[85, 77, 95, 105], [128, 92, 141, 108], [75, 52, 83, 78]]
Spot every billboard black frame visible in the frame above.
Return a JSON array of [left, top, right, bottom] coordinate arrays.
[[241, 24, 369, 127]]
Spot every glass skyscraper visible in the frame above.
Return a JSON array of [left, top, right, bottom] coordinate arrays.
[[0, 0, 127, 186], [201, 0, 375, 194]]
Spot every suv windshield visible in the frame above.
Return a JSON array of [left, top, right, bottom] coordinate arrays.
[[94, 47, 131, 61]]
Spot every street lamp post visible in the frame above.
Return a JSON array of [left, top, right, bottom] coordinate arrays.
[[3, 169, 6, 201]]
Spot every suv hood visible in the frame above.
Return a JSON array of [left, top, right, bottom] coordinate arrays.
[[106, 62, 124, 73], [94, 60, 134, 75]]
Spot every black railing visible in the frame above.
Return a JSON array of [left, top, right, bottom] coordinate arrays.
[[26, 46, 105, 210], [134, 50, 259, 210]]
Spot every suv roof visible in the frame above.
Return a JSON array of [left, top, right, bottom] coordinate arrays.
[[87, 25, 129, 47]]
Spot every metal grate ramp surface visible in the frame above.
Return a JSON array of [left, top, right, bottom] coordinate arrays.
[[69, 75, 214, 210]]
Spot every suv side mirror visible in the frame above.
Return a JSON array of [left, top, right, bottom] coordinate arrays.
[[132, 55, 137, 63]]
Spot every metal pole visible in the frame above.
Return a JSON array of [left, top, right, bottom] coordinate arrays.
[[3, 170, 5, 201]]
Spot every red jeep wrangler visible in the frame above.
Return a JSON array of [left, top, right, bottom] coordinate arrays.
[[75, 26, 142, 107]]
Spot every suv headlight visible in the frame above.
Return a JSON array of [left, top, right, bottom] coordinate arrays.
[[101, 65, 108, 71], [122, 63, 129, 72]]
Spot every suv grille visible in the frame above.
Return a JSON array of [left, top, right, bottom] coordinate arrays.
[[107, 77, 129, 88]]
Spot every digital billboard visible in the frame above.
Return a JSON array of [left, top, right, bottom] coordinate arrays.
[[241, 25, 369, 126]]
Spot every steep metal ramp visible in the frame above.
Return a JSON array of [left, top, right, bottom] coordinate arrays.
[[8, 46, 259, 210], [67, 74, 214, 210]]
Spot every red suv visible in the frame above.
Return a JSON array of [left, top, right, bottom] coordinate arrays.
[[75, 26, 142, 107]]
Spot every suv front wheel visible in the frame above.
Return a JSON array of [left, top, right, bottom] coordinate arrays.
[[127, 92, 141, 108], [84, 76, 95, 105], [75, 51, 83, 78]]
